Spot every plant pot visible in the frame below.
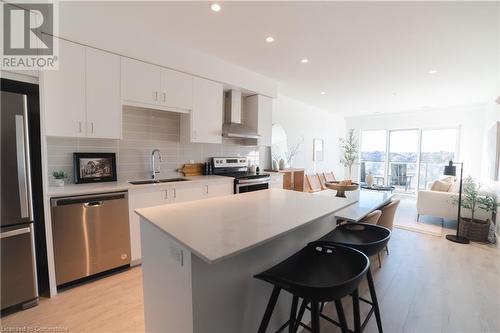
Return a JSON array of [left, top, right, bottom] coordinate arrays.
[[54, 179, 65, 187], [459, 218, 490, 242]]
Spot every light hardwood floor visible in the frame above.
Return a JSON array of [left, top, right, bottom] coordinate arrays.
[[1, 228, 499, 333]]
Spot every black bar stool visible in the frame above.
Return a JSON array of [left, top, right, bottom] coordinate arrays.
[[302, 222, 391, 333], [254, 242, 369, 333]]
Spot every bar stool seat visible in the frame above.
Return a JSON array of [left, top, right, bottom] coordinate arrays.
[[255, 242, 369, 333], [318, 222, 391, 257], [312, 222, 392, 333]]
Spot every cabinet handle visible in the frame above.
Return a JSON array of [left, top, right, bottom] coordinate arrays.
[[162, 92, 166, 103], [205, 185, 209, 194], [165, 190, 168, 200], [91, 122, 94, 134], [154, 91, 158, 102], [78, 121, 82, 133], [173, 188, 176, 198]]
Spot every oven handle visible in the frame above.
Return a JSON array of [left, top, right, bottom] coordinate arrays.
[[236, 177, 271, 185]]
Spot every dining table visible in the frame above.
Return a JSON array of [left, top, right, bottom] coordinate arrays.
[[315, 189, 394, 222]]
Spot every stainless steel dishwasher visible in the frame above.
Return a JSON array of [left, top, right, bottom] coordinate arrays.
[[51, 191, 131, 286]]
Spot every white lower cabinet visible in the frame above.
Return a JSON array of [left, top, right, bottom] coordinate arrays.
[[128, 180, 233, 264], [269, 173, 284, 189], [203, 182, 234, 198], [128, 185, 170, 264]]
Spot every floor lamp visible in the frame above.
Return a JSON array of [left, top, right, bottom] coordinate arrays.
[[443, 161, 470, 244]]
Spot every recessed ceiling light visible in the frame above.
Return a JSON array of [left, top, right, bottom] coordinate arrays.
[[320, 91, 326, 95], [265, 36, 274, 43], [428, 69, 437, 74], [300, 58, 309, 64], [210, 3, 221, 12]]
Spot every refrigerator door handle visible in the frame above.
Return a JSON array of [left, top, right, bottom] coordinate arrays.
[[0, 227, 31, 239], [15, 96, 33, 221]]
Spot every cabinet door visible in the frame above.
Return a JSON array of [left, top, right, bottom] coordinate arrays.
[[85, 48, 121, 139], [190, 77, 223, 144], [205, 182, 234, 198], [160, 68, 193, 111], [269, 174, 284, 189], [128, 187, 169, 263], [121, 57, 161, 107], [43, 39, 86, 137], [170, 183, 204, 203]]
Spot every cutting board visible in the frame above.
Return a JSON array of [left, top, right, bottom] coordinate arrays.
[[179, 163, 204, 176]]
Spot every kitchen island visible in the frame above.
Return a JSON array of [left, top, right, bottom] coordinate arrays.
[[135, 189, 357, 332]]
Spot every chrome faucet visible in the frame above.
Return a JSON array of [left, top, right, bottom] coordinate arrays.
[[151, 149, 162, 180]]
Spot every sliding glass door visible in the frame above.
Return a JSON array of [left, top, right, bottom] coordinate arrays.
[[359, 127, 458, 194], [419, 128, 457, 189], [388, 130, 419, 193]]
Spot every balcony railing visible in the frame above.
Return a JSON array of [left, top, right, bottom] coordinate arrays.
[[360, 161, 450, 193]]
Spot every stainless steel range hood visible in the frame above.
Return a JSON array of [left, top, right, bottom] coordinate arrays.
[[222, 90, 260, 139]]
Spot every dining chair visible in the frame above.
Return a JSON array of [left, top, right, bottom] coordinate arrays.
[[361, 210, 382, 224], [317, 173, 328, 190], [324, 172, 336, 182], [305, 174, 323, 193], [376, 199, 400, 266], [360, 210, 383, 267]]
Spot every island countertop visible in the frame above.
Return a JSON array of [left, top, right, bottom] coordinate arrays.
[[135, 189, 353, 264]]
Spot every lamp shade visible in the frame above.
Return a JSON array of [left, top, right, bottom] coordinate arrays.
[[443, 161, 457, 176]]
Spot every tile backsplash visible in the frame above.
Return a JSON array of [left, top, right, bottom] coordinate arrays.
[[47, 106, 270, 184]]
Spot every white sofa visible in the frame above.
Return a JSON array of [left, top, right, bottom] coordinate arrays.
[[416, 179, 490, 221]]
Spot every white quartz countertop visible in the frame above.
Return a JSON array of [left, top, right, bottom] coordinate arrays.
[[46, 175, 234, 198], [135, 189, 353, 264]]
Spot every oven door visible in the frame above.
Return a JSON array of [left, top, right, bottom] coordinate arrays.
[[235, 178, 270, 193]]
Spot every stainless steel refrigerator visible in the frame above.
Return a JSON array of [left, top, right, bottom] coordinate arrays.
[[1, 90, 39, 310]]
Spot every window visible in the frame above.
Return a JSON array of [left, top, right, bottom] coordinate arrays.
[[419, 129, 457, 189], [360, 130, 386, 184], [358, 127, 458, 194]]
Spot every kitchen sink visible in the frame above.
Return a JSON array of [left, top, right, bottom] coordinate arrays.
[[129, 178, 190, 185]]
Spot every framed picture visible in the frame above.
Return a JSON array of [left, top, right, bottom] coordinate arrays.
[[313, 138, 324, 161], [73, 153, 117, 184]]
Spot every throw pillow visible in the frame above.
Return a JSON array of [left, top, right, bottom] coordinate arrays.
[[431, 180, 452, 192]]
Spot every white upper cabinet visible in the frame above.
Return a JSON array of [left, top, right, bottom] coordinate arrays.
[[161, 68, 193, 111], [43, 39, 121, 139], [121, 58, 193, 112], [182, 77, 223, 144], [85, 47, 121, 139], [43, 39, 86, 137], [121, 57, 161, 108], [244, 94, 273, 146]]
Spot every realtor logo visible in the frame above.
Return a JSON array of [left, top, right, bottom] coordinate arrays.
[[2, 2, 58, 69]]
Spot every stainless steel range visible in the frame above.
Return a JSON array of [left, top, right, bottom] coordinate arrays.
[[211, 157, 270, 194]]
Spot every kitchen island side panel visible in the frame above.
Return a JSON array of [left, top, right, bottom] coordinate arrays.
[[190, 213, 338, 333], [140, 219, 193, 333]]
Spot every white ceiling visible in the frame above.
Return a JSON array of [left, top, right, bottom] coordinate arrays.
[[60, 1, 499, 116]]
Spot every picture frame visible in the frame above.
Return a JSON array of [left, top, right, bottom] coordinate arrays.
[[73, 152, 117, 184], [313, 138, 324, 161]]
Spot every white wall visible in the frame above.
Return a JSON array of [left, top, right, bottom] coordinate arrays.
[[273, 95, 346, 177], [346, 104, 494, 180]]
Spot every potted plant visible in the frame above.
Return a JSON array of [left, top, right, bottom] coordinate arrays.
[[52, 170, 67, 187], [339, 129, 359, 180], [285, 138, 303, 168], [453, 177, 500, 242]]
